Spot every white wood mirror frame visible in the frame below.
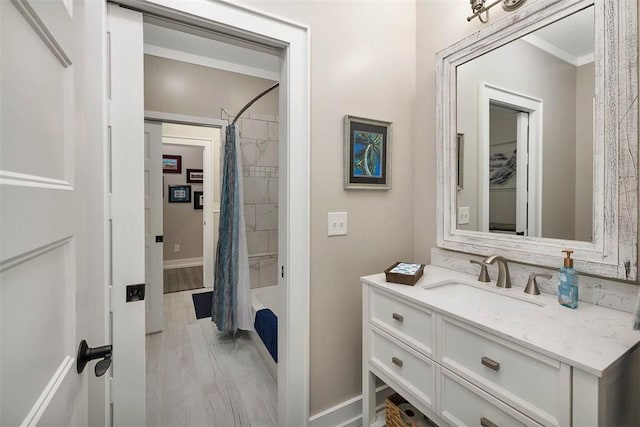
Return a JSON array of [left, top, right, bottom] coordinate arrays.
[[436, 0, 638, 280]]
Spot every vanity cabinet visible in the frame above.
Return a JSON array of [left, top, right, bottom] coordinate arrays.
[[362, 273, 640, 427]]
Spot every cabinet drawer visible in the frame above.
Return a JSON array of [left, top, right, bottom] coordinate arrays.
[[439, 367, 543, 427], [370, 328, 436, 409], [440, 317, 568, 426], [370, 288, 434, 357]]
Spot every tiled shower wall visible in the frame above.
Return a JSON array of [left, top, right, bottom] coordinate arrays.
[[225, 111, 279, 289]]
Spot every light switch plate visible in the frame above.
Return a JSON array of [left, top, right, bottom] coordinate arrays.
[[328, 212, 348, 236], [457, 206, 470, 225]]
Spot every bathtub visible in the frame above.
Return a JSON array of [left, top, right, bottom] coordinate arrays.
[[251, 285, 278, 380]]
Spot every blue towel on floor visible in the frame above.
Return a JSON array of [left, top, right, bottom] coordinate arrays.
[[254, 309, 278, 362]]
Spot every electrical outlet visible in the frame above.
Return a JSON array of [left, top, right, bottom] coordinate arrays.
[[457, 207, 470, 225], [174, 244, 180, 252], [328, 212, 348, 236]]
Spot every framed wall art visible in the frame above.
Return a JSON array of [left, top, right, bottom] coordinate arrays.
[[187, 168, 204, 183], [168, 185, 191, 203], [194, 191, 203, 210], [163, 155, 182, 174], [343, 115, 392, 190]]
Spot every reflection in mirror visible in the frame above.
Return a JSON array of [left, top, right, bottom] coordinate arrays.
[[456, 6, 594, 242]]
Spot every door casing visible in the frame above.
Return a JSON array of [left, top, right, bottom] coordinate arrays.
[[109, 1, 311, 425]]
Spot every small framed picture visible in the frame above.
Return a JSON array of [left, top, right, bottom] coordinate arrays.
[[168, 185, 191, 203], [163, 155, 182, 174], [193, 191, 203, 210], [187, 169, 204, 183], [344, 115, 392, 190]]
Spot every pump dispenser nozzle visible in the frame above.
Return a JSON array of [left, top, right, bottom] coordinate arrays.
[[562, 249, 574, 268]]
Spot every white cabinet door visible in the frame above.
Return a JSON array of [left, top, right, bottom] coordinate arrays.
[[144, 121, 163, 333], [0, 0, 100, 424]]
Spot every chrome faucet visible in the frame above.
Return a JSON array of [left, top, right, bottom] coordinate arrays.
[[470, 259, 490, 282], [483, 255, 511, 288]]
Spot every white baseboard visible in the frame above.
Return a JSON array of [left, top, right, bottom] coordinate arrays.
[[163, 257, 203, 269], [309, 385, 392, 427]]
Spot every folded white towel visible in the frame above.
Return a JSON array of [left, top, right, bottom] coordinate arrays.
[[633, 289, 640, 331]]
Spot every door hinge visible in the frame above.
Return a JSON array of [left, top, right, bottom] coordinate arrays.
[[281, 266, 285, 278], [108, 285, 114, 312], [108, 193, 113, 220], [106, 31, 112, 101], [108, 376, 114, 427]]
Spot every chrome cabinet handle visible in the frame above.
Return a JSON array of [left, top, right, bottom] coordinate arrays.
[[481, 356, 500, 371], [392, 312, 404, 322], [392, 357, 403, 367], [480, 417, 498, 427]]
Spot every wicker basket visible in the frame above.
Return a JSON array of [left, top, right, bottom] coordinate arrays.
[[385, 393, 418, 427]]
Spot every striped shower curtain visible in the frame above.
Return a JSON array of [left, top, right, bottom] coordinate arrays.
[[212, 124, 253, 333]]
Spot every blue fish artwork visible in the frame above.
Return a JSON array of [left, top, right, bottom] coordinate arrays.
[[353, 130, 383, 177]]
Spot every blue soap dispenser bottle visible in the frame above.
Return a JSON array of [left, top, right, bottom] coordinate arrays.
[[558, 249, 578, 308]]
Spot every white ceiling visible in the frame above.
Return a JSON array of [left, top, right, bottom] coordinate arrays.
[[522, 6, 595, 66], [143, 21, 280, 81]]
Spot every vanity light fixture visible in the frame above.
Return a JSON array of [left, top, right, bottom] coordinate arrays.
[[468, 0, 527, 23]]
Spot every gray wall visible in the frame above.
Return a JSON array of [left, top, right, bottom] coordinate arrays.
[[574, 62, 595, 241], [162, 144, 203, 261], [237, 0, 417, 416], [145, 55, 278, 118]]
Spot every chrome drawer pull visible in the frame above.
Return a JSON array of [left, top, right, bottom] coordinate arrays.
[[392, 357, 403, 367], [481, 356, 500, 371], [392, 313, 404, 322], [480, 417, 498, 427]]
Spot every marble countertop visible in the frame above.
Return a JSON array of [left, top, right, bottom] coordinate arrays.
[[362, 265, 640, 377]]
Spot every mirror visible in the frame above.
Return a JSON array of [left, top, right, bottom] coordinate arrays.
[[456, 6, 594, 241], [436, 0, 638, 280]]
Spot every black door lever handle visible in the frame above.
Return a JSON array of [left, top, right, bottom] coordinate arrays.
[[77, 339, 112, 377]]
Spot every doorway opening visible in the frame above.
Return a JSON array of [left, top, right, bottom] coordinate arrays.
[[479, 82, 543, 237], [108, 2, 309, 424], [142, 20, 282, 425]]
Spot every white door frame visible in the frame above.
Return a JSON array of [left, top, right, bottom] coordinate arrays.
[[479, 82, 543, 236], [112, 2, 311, 425], [145, 111, 225, 290]]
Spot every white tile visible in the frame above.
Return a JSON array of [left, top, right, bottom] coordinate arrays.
[[249, 112, 276, 122], [241, 118, 269, 140], [268, 178, 278, 203], [247, 230, 269, 254], [244, 204, 256, 231], [259, 257, 278, 287], [256, 204, 278, 231], [257, 140, 278, 167], [249, 259, 260, 289], [268, 121, 279, 141], [268, 230, 278, 252], [243, 177, 268, 204], [240, 139, 257, 166]]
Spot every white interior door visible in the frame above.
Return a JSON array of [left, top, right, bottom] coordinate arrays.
[[108, 5, 146, 425], [0, 0, 98, 424], [515, 112, 529, 236], [144, 122, 164, 333]]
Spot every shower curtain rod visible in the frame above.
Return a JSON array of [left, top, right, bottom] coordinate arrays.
[[232, 82, 280, 125]]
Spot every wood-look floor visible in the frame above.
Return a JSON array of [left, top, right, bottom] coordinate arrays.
[[146, 288, 277, 427], [164, 266, 204, 294]]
